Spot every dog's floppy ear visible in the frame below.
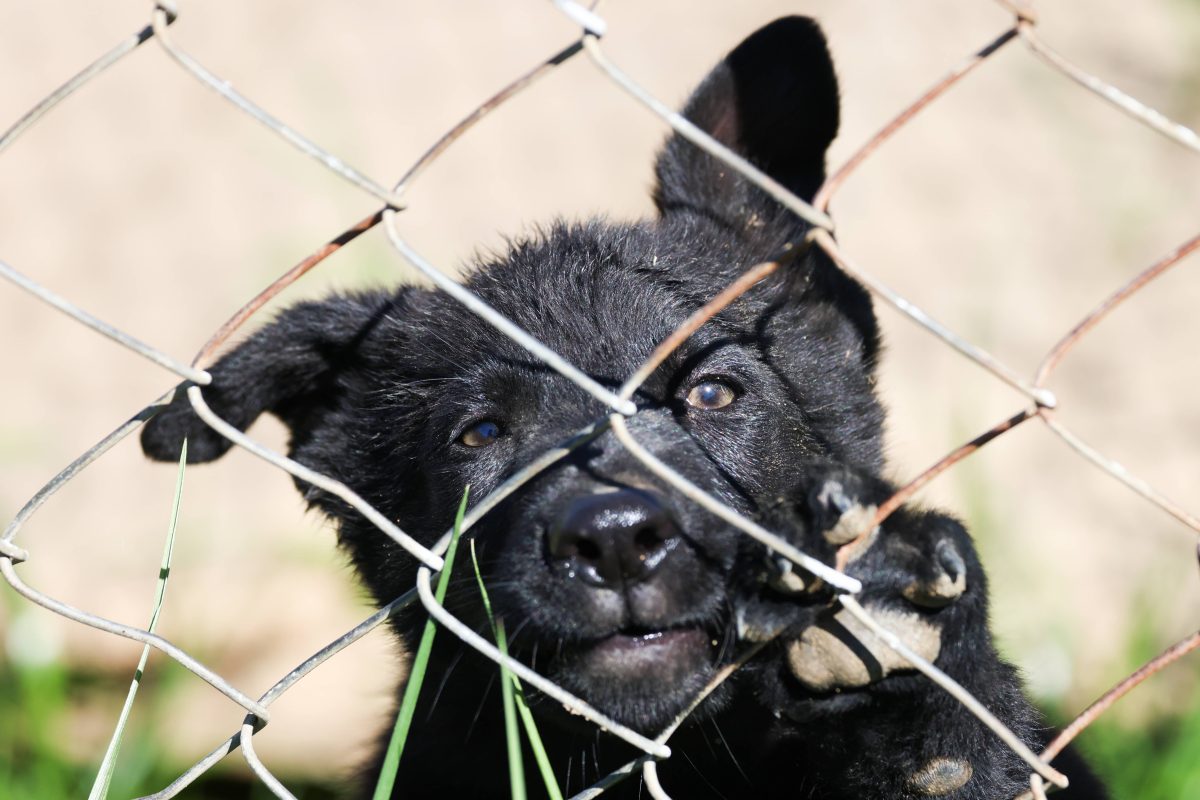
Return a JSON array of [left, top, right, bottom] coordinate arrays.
[[653, 16, 839, 227], [141, 292, 396, 464]]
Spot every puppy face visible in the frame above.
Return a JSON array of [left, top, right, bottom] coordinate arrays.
[[141, 17, 882, 734]]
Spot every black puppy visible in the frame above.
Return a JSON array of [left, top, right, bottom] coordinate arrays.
[[142, 17, 1103, 800]]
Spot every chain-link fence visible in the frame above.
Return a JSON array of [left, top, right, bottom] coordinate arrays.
[[2, 1, 1198, 798]]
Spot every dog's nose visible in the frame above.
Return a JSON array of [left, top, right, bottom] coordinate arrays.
[[548, 490, 680, 588]]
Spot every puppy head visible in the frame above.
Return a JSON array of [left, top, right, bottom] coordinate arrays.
[[141, 17, 880, 732]]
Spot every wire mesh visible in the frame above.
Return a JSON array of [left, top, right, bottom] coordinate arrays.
[[1, 1, 1198, 798]]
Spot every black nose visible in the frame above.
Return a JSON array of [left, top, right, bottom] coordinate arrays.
[[548, 489, 680, 588]]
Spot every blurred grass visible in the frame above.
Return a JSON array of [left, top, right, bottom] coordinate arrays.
[[0, 597, 340, 799], [1066, 690, 1200, 799], [3, 610, 1197, 798]]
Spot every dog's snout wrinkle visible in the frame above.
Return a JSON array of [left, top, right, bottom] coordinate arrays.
[[548, 489, 680, 589]]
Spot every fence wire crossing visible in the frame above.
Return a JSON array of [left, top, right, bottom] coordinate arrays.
[[2, 1, 1199, 798]]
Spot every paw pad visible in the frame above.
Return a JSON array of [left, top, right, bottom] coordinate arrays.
[[908, 757, 972, 796], [786, 605, 942, 691]]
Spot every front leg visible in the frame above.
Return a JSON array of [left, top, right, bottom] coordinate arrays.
[[738, 462, 1042, 799]]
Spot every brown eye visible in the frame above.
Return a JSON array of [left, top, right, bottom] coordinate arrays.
[[685, 380, 737, 410], [460, 420, 502, 447]]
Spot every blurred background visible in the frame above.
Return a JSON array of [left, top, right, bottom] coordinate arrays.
[[1, 1, 1198, 797]]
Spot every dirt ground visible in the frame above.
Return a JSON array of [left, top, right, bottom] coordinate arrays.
[[1, 0, 1198, 784]]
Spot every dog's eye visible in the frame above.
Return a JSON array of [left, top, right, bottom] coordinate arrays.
[[459, 420, 502, 447], [685, 379, 738, 410]]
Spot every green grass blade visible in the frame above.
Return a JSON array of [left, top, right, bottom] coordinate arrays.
[[509, 671, 562, 800], [372, 486, 470, 800], [470, 541, 562, 800], [88, 439, 187, 800], [496, 617, 526, 800]]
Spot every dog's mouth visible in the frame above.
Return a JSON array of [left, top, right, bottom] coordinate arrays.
[[573, 626, 715, 681]]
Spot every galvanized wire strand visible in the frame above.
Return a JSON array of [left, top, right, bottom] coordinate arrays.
[[414, 567, 671, 758], [569, 639, 773, 799], [184, 386, 443, 570], [575, 35, 835, 232], [567, 761, 642, 800], [194, 37, 587, 368], [0, 285, 430, 797], [392, 39, 587, 198], [3, 392, 173, 551], [0, 391, 194, 710], [240, 720, 297, 800], [148, 4, 406, 209], [382, 211, 638, 417], [873, 406, 1036, 528], [136, 745, 229, 800], [642, 761, 671, 800], [1035, 231, 1200, 387], [1039, 413, 1200, 533], [837, 406, 1037, 572], [812, 229, 1058, 409], [259, 589, 417, 704], [618, 255, 791, 402], [608, 413, 863, 594], [838, 595, 1069, 789], [813, 26, 1019, 212], [994, 0, 1038, 23], [552, 0, 608, 37], [429, 418, 610, 557], [1017, 21, 1200, 156], [0, 16, 169, 157], [139, 590, 417, 800], [1012, 629, 1200, 800], [0, 558, 269, 720], [0, 539, 27, 563], [192, 209, 384, 369], [0, 259, 211, 385], [1039, 629, 1200, 763], [133, 34, 635, 785]]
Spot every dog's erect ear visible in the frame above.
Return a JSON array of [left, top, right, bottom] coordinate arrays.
[[141, 292, 396, 464], [653, 16, 839, 226]]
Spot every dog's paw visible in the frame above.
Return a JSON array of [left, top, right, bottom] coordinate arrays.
[[739, 462, 974, 691], [784, 600, 944, 692], [755, 462, 886, 597], [736, 466, 1041, 796], [792, 513, 973, 693]]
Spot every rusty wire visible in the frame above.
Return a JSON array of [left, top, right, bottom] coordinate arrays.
[[1, 1, 1199, 798]]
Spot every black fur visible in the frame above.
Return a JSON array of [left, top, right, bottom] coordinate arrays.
[[142, 17, 1106, 800]]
